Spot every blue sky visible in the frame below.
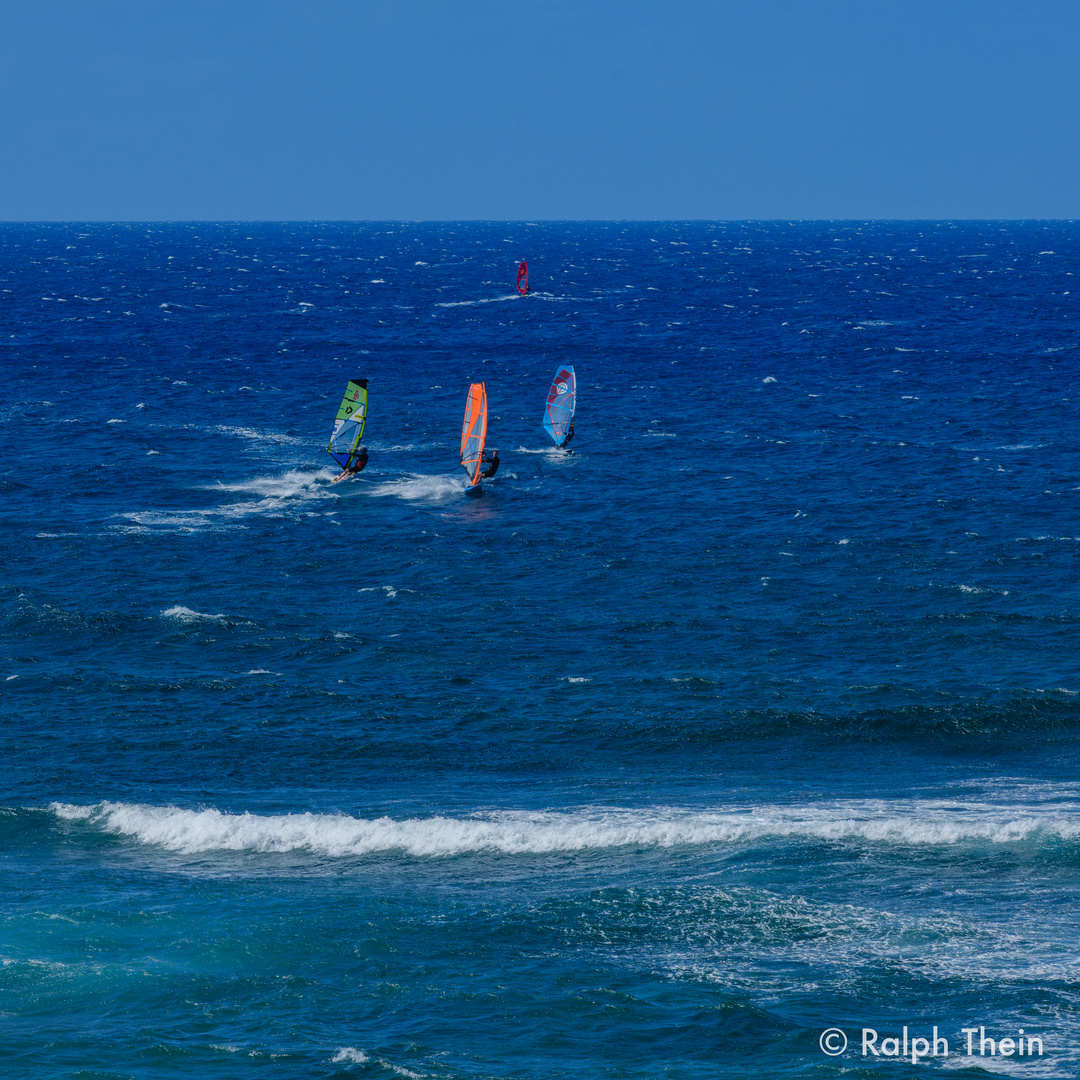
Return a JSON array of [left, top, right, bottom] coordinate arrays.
[[1, 0, 1078, 220]]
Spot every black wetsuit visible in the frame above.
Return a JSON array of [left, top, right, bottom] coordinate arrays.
[[562, 426, 574, 448], [480, 454, 500, 478], [350, 449, 369, 474]]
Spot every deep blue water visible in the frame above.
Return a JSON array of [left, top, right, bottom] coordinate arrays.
[[2, 220, 1080, 1078]]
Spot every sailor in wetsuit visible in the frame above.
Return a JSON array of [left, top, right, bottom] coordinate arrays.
[[332, 446, 369, 482], [479, 448, 500, 478], [561, 422, 574, 451]]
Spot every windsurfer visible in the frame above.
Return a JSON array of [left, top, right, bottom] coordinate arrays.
[[561, 422, 574, 450], [479, 448, 500, 478], [333, 446, 369, 482]]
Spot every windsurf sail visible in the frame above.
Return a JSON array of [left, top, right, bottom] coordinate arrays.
[[516, 261, 529, 295], [327, 378, 368, 469], [460, 382, 488, 487], [543, 365, 576, 447]]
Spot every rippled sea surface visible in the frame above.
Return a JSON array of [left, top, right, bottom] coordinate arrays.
[[3, 221, 1080, 1077]]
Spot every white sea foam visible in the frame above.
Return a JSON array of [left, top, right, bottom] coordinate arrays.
[[435, 294, 520, 307], [380, 1063, 423, 1079], [331, 1048, 369, 1064], [161, 606, 227, 624], [210, 425, 310, 448], [367, 474, 465, 501], [358, 585, 398, 598], [117, 511, 218, 531], [116, 470, 335, 532], [203, 470, 333, 502], [47, 799, 1080, 858]]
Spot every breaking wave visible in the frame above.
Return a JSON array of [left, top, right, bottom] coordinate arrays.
[[48, 799, 1080, 858]]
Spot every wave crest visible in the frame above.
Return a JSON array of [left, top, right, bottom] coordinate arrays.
[[48, 800, 1080, 858]]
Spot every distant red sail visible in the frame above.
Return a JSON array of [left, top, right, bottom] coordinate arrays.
[[516, 261, 529, 295]]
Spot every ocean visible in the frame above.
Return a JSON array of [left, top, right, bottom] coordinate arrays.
[[2, 220, 1079, 1078]]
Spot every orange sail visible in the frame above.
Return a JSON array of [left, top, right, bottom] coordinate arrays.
[[460, 382, 488, 487]]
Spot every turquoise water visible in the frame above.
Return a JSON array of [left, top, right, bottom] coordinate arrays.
[[2, 221, 1080, 1077]]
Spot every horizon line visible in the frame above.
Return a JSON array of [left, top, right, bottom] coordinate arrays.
[[0, 217, 1078, 226]]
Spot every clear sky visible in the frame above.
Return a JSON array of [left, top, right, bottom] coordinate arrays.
[[1, 0, 1078, 220]]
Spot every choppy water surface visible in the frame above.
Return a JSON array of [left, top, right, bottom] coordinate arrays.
[[3, 221, 1080, 1077]]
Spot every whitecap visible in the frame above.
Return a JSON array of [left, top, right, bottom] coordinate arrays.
[[379, 1063, 423, 1079], [209, 425, 310, 448], [47, 798, 1080, 858], [331, 1048, 369, 1064], [358, 585, 398, 598], [161, 606, 227, 624]]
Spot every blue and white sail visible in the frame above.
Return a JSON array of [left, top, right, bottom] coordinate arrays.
[[542, 365, 576, 448]]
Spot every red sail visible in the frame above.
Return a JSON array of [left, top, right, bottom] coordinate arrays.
[[516, 261, 529, 295]]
